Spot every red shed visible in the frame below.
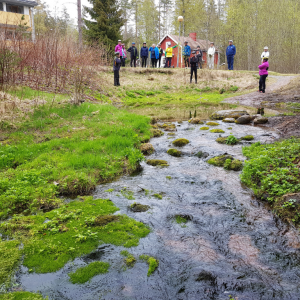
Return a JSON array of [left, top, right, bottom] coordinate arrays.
[[158, 33, 220, 68]]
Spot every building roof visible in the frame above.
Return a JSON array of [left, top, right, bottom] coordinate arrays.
[[4, 0, 38, 7], [159, 34, 219, 52]]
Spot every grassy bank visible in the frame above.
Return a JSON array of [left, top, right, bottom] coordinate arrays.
[[241, 138, 300, 225]]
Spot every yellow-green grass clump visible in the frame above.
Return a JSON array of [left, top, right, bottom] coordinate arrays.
[[0, 197, 150, 274], [216, 137, 228, 144], [0, 292, 47, 300], [139, 255, 159, 276], [68, 261, 110, 284], [210, 129, 225, 133], [200, 127, 209, 130], [206, 122, 220, 126], [146, 159, 169, 167], [172, 138, 189, 147], [167, 148, 182, 157], [121, 250, 136, 268], [241, 135, 254, 141]]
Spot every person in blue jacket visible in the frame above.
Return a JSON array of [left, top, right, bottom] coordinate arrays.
[[183, 41, 191, 68], [140, 42, 149, 68], [226, 40, 236, 70], [149, 44, 159, 68]]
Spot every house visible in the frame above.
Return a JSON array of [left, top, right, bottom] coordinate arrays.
[[0, 0, 38, 41], [158, 33, 220, 68]]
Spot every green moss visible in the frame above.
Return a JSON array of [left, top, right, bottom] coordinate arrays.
[[175, 215, 188, 224], [227, 127, 232, 129], [68, 261, 110, 284], [167, 148, 182, 157], [210, 129, 225, 133], [166, 176, 172, 180], [241, 135, 254, 141], [167, 132, 176, 136], [216, 137, 228, 144], [0, 241, 22, 287], [0, 198, 150, 274], [200, 126, 209, 130], [153, 193, 163, 199], [146, 159, 169, 167], [206, 122, 220, 126], [0, 292, 47, 300], [130, 203, 150, 212], [172, 138, 189, 147], [151, 129, 164, 137], [104, 189, 114, 192], [121, 250, 136, 268], [189, 118, 204, 124], [120, 188, 135, 200], [208, 155, 243, 171], [207, 155, 234, 167], [139, 255, 159, 276], [140, 143, 155, 155]]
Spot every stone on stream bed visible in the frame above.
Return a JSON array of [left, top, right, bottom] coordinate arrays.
[[172, 138, 189, 147], [167, 148, 182, 157], [189, 118, 204, 124], [210, 110, 249, 120], [151, 129, 164, 137], [254, 116, 268, 125], [208, 155, 243, 171], [223, 118, 235, 123], [129, 203, 150, 212], [210, 129, 225, 133], [158, 123, 176, 131], [235, 115, 252, 124], [146, 159, 169, 167], [216, 137, 229, 144], [140, 143, 154, 155], [195, 151, 209, 158]]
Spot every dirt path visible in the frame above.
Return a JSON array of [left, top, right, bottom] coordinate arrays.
[[224, 75, 296, 107]]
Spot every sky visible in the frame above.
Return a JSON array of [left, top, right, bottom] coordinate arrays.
[[42, 0, 92, 24]]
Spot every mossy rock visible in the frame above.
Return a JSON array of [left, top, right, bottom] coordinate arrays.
[[206, 122, 220, 126], [130, 203, 150, 212], [208, 155, 243, 171], [151, 124, 158, 129], [158, 123, 176, 132], [146, 159, 169, 167], [207, 155, 234, 167], [140, 143, 155, 155], [200, 126, 209, 130], [189, 118, 204, 124], [241, 135, 254, 141], [94, 215, 119, 226], [167, 148, 182, 157], [151, 129, 164, 137], [172, 138, 189, 147], [168, 132, 176, 136], [140, 136, 150, 143], [195, 151, 209, 158], [150, 117, 158, 124], [210, 129, 225, 133], [216, 137, 228, 144]]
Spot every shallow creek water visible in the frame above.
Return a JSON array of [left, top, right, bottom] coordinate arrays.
[[17, 121, 300, 300]]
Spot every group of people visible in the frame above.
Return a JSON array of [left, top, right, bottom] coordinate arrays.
[[113, 39, 270, 93]]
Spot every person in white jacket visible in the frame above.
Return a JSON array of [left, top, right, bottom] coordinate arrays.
[[207, 42, 216, 69], [261, 46, 269, 62]]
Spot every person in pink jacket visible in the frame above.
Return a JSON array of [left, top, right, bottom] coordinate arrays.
[[115, 40, 123, 63], [258, 57, 269, 93]]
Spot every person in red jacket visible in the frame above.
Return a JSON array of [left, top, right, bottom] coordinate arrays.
[[258, 57, 269, 93]]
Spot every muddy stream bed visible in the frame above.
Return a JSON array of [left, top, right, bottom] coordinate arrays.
[[17, 121, 300, 300]]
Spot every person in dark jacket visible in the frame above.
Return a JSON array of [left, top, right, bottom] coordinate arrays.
[[196, 46, 203, 69], [190, 51, 198, 84], [113, 52, 121, 86], [157, 44, 163, 68], [140, 42, 148, 68], [127, 42, 138, 67], [183, 41, 191, 68], [226, 40, 236, 70]]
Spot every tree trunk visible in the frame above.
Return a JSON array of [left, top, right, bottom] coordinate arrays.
[[78, 0, 82, 47]]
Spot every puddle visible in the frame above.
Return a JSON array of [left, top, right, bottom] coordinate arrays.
[[17, 121, 300, 300]]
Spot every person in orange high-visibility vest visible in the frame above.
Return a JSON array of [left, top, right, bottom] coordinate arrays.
[[164, 42, 178, 68]]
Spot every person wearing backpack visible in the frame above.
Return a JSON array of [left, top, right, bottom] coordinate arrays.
[[127, 42, 138, 67], [149, 44, 159, 68], [258, 57, 269, 93], [164, 42, 178, 68], [196, 46, 203, 69], [113, 52, 121, 86], [183, 41, 191, 68], [190, 51, 198, 84]]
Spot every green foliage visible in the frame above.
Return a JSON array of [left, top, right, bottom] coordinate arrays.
[[120, 250, 136, 267], [208, 155, 243, 171], [0, 198, 150, 273], [0, 103, 150, 218], [241, 139, 300, 202], [0, 292, 47, 300], [229, 86, 239, 92], [153, 193, 163, 200], [68, 261, 110, 284], [175, 216, 188, 224], [226, 135, 238, 145], [120, 188, 135, 200], [139, 255, 159, 276]]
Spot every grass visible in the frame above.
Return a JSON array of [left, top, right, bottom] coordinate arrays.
[[241, 139, 300, 224], [0, 196, 150, 274], [139, 255, 159, 276], [0, 292, 47, 300], [0, 102, 151, 219], [68, 261, 110, 284]]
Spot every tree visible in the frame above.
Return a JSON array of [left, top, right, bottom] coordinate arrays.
[[84, 0, 124, 50]]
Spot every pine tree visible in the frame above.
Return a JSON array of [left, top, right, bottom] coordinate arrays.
[[84, 0, 124, 50]]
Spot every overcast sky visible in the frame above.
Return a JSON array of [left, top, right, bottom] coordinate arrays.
[[42, 0, 92, 23]]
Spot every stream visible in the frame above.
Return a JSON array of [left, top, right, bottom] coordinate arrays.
[[17, 121, 300, 300]]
